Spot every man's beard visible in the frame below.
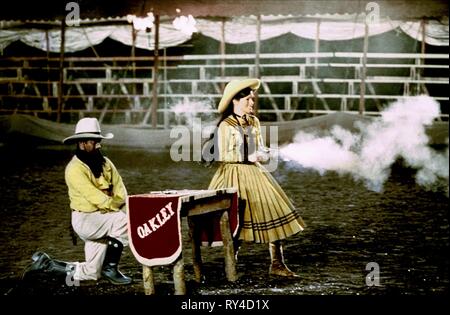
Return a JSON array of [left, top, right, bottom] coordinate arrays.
[[75, 147, 106, 178]]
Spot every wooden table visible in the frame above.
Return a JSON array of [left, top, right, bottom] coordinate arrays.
[[127, 188, 239, 295]]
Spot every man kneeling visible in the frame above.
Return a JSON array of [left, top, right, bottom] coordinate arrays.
[[23, 117, 131, 285]]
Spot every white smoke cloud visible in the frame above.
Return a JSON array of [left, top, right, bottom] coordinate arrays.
[[280, 96, 449, 194], [171, 100, 215, 126]]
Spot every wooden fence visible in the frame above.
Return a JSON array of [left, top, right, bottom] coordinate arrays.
[[0, 52, 448, 127]]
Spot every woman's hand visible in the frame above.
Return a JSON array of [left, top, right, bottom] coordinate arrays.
[[255, 148, 271, 163]]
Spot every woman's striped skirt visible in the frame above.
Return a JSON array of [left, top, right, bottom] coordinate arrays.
[[208, 162, 305, 243]]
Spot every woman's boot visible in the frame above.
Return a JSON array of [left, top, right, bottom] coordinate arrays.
[[233, 240, 242, 262], [269, 241, 299, 277]]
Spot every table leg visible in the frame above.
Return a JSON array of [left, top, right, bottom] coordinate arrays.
[[142, 265, 155, 295], [188, 217, 203, 283], [219, 210, 238, 282], [173, 256, 186, 295]]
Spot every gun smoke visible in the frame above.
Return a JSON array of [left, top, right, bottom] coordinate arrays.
[[279, 96, 449, 194], [171, 100, 216, 126]]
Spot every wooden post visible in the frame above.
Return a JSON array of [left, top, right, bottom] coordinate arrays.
[[254, 15, 261, 116], [312, 19, 321, 116], [359, 22, 369, 115], [57, 20, 66, 123], [142, 265, 155, 295], [419, 19, 427, 94], [163, 47, 169, 129], [45, 30, 51, 99], [173, 256, 186, 295], [151, 14, 160, 128], [219, 210, 238, 282], [220, 18, 226, 92], [188, 217, 203, 283], [129, 25, 137, 124], [131, 24, 137, 96]]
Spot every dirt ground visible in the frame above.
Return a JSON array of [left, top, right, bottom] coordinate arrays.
[[0, 145, 448, 301]]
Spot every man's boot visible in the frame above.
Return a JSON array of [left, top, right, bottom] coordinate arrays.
[[22, 251, 75, 279], [101, 237, 132, 285], [269, 241, 299, 277]]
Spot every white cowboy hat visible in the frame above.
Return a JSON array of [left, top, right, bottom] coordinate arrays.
[[63, 117, 114, 144], [217, 78, 261, 113]]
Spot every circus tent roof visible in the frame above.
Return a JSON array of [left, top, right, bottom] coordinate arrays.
[[1, 0, 448, 21], [1, 1, 448, 52]]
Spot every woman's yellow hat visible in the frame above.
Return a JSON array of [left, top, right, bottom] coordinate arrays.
[[217, 78, 261, 113]]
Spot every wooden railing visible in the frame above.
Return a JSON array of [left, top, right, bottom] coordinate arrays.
[[0, 52, 448, 126]]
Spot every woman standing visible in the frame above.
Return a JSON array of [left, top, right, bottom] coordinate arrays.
[[207, 78, 306, 277]]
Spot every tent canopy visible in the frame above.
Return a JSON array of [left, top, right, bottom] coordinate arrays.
[[1, 0, 448, 21], [1, 14, 448, 53], [1, 1, 448, 52], [1, 15, 448, 53]]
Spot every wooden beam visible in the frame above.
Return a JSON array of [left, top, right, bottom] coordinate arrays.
[[220, 18, 226, 92], [152, 14, 160, 128], [359, 22, 368, 115], [254, 14, 261, 116], [142, 15, 160, 127], [57, 20, 66, 122], [312, 19, 321, 116]]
